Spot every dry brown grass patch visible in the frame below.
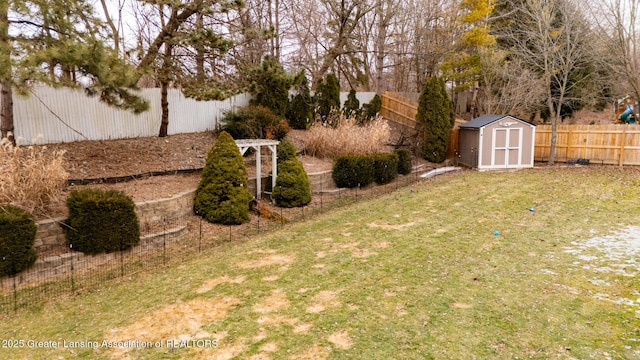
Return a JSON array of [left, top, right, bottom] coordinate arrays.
[[288, 344, 330, 360], [105, 296, 240, 358], [235, 254, 296, 269], [253, 289, 290, 314], [367, 222, 417, 230], [327, 330, 353, 350], [306, 290, 341, 313], [298, 117, 390, 158], [0, 139, 67, 214], [195, 275, 246, 294]]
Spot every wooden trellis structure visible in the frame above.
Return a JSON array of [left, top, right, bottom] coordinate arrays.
[[235, 139, 279, 199]]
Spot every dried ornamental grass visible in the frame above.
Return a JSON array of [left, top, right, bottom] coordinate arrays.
[[301, 115, 390, 158], [0, 137, 68, 214]]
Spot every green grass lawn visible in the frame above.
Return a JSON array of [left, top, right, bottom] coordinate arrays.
[[1, 166, 640, 359]]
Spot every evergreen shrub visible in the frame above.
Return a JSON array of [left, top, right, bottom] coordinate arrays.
[[220, 105, 289, 140], [287, 71, 313, 130], [361, 94, 382, 124], [194, 131, 252, 225], [343, 89, 360, 118], [332, 155, 375, 188], [373, 152, 399, 184], [395, 149, 413, 175], [0, 205, 37, 276], [273, 159, 311, 208], [66, 189, 140, 254], [415, 76, 455, 163]]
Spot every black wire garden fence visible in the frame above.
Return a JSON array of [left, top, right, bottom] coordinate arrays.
[[0, 169, 429, 314]]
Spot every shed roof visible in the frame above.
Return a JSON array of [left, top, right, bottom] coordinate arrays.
[[459, 114, 534, 129]]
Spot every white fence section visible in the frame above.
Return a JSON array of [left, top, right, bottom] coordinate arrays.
[[7, 87, 376, 145], [11, 87, 251, 145]]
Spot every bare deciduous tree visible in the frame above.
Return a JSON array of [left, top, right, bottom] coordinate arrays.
[[499, 0, 594, 164]]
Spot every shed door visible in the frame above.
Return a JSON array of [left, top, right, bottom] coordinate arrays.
[[492, 128, 522, 168]]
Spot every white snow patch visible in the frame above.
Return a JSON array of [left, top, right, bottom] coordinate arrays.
[[588, 279, 611, 286], [565, 226, 640, 276], [566, 226, 640, 307], [420, 167, 461, 178]]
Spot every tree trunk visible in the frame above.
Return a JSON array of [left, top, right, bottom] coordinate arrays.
[[158, 43, 173, 138], [374, 0, 387, 95], [547, 98, 557, 165], [159, 80, 169, 137], [0, 82, 14, 145], [0, 2, 14, 145]]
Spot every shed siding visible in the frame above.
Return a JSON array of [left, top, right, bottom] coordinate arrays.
[[479, 118, 534, 169], [459, 115, 535, 170], [458, 129, 479, 167]]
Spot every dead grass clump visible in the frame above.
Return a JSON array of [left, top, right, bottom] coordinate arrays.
[[300, 116, 390, 158], [0, 138, 68, 214]]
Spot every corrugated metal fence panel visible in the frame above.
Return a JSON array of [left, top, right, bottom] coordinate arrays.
[[10, 88, 370, 144], [338, 92, 376, 107], [167, 92, 251, 135], [13, 87, 161, 145]]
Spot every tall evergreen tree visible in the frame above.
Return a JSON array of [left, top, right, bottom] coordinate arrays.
[[287, 71, 313, 129], [0, 0, 149, 144], [415, 76, 455, 163], [248, 56, 293, 117], [343, 89, 360, 118], [314, 73, 341, 122]]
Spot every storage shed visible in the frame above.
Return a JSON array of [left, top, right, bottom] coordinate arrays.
[[458, 115, 535, 170]]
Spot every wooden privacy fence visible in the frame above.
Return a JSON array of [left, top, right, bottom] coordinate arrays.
[[535, 124, 640, 166], [381, 91, 465, 159], [381, 91, 418, 128]]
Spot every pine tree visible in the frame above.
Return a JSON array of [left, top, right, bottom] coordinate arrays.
[[194, 131, 252, 225], [343, 89, 360, 118], [0, 0, 149, 144], [361, 94, 382, 124], [287, 71, 313, 129], [416, 76, 455, 163], [314, 73, 341, 122], [248, 56, 293, 117]]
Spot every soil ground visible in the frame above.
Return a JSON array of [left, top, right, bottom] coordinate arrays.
[[38, 128, 431, 219]]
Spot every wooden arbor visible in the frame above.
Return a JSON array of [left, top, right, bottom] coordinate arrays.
[[235, 139, 279, 199]]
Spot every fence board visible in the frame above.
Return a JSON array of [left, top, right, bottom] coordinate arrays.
[[535, 124, 640, 165], [381, 91, 418, 128]]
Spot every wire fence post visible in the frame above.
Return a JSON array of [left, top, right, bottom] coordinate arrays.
[[163, 217, 167, 265], [199, 215, 202, 253], [68, 244, 75, 293], [120, 228, 125, 278], [13, 275, 17, 313], [320, 181, 323, 211]]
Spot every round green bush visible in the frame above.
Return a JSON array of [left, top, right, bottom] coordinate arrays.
[[373, 153, 399, 185], [194, 131, 253, 225], [273, 159, 311, 208], [220, 105, 289, 140], [394, 149, 413, 175], [332, 155, 375, 188], [0, 205, 37, 276], [66, 189, 140, 254]]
